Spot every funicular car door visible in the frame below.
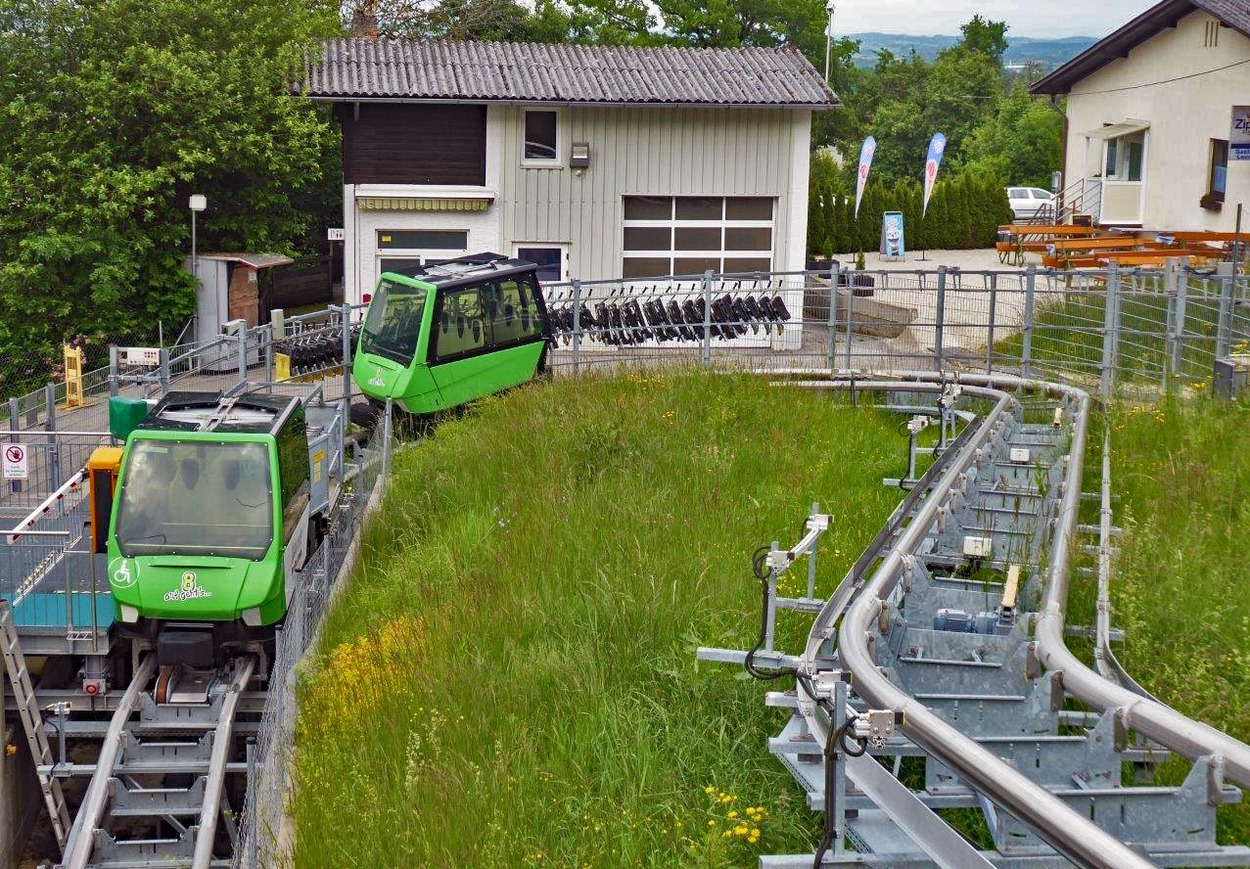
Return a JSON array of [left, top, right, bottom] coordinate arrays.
[[428, 273, 549, 409]]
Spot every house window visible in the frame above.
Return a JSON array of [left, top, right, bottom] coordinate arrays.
[[1105, 132, 1145, 182], [1203, 139, 1229, 211], [523, 110, 559, 163], [1209, 139, 1229, 201], [516, 246, 565, 284], [376, 229, 468, 280], [621, 196, 774, 280]]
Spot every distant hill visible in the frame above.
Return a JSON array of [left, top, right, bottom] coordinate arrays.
[[846, 33, 1096, 71]]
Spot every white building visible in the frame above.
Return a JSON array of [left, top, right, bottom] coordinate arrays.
[[1032, 0, 1250, 229], [302, 39, 839, 303]]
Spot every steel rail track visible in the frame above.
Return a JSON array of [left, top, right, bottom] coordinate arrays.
[[61, 655, 255, 869], [785, 370, 1250, 868]]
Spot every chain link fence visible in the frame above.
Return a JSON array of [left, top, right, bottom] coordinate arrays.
[[232, 401, 391, 869]]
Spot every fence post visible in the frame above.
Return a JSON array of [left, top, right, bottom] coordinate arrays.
[[237, 329, 248, 388], [986, 273, 998, 374], [245, 738, 258, 869], [825, 266, 838, 374], [158, 348, 170, 395], [341, 305, 353, 411], [7, 398, 18, 433], [934, 265, 947, 371], [1022, 266, 1036, 377], [381, 398, 393, 483], [1101, 265, 1120, 400], [1216, 267, 1234, 359], [572, 279, 582, 375], [45, 383, 61, 490], [108, 346, 119, 398], [701, 270, 713, 365], [1171, 264, 1188, 379], [844, 272, 854, 370], [44, 383, 56, 433]]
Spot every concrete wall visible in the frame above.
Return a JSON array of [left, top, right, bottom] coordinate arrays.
[[1063, 10, 1250, 230]]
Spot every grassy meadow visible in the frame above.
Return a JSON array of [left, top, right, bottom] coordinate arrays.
[[292, 370, 906, 867], [1069, 395, 1250, 843]]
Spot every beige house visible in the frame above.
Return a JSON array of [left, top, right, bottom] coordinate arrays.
[[1032, 0, 1250, 229], [302, 39, 839, 303]]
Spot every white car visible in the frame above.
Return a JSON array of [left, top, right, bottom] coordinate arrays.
[[1006, 186, 1056, 221]]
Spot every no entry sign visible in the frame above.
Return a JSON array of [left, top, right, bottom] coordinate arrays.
[[3, 444, 28, 480]]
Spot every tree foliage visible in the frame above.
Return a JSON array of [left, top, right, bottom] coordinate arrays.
[[961, 83, 1065, 187], [346, 0, 574, 41], [0, 0, 341, 382], [960, 14, 1008, 61]]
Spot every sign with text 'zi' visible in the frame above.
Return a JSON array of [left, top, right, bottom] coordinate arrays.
[[1232, 106, 1250, 160]]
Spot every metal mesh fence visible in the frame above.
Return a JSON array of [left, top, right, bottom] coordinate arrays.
[[232, 403, 391, 869], [539, 266, 1250, 400]]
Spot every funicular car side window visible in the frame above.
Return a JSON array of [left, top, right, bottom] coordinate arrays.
[[432, 284, 490, 362], [491, 277, 544, 345]]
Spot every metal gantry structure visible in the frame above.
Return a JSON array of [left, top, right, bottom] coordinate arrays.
[[701, 371, 1250, 868]]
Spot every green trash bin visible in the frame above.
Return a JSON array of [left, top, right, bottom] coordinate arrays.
[[108, 396, 150, 441]]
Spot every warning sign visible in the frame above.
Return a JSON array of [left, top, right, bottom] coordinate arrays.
[[3, 444, 28, 480]]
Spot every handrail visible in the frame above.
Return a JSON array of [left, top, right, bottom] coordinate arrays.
[[6, 468, 87, 543], [1034, 390, 1250, 789]]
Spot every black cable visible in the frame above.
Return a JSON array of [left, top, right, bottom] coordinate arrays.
[[813, 711, 861, 868], [744, 545, 796, 682]]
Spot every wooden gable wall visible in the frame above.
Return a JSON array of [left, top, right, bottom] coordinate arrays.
[[337, 103, 486, 185]]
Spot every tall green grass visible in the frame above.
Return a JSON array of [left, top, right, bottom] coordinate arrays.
[[1069, 396, 1250, 843], [293, 370, 905, 867]]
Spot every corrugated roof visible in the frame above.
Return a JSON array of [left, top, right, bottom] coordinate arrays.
[[302, 39, 841, 108], [1032, 0, 1250, 95]]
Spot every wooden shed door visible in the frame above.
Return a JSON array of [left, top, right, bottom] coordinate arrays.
[[228, 266, 260, 327]]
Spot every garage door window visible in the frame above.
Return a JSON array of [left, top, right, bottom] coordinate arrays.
[[622, 196, 774, 279]]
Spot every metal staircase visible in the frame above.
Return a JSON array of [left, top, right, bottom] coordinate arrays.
[[0, 598, 71, 852]]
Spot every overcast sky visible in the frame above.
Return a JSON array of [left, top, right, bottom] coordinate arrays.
[[835, 0, 1154, 39]]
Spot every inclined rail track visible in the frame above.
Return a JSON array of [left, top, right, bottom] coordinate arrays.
[[755, 371, 1250, 868], [61, 655, 256, 869]]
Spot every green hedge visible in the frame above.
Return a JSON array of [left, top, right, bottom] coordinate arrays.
[[807, 169, 1014, 257]]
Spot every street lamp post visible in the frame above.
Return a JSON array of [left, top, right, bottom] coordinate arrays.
[[189, 194, 207, 283], [824, 1, 836, 84]]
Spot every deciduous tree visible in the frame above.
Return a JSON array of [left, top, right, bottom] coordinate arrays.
[[0, 0, 341, 382]]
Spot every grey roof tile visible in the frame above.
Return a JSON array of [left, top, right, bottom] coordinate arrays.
[[303, 38, 840, 107]]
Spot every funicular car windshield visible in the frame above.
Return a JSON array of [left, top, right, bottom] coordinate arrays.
[[115, 440, 273, 559], [359, 277, 429, 366]]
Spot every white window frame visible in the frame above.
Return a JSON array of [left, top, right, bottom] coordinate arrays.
[[621, 196, 775, 279], [521, 108, 564, 169], [375, 229, 469, 285]]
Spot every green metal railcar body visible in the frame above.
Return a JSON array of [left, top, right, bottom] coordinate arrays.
[[105, 392, 329, 666], [352, 254, 551, 414]]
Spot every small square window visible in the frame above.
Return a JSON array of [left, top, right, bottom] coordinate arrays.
[[524, 110, 558, 162]]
